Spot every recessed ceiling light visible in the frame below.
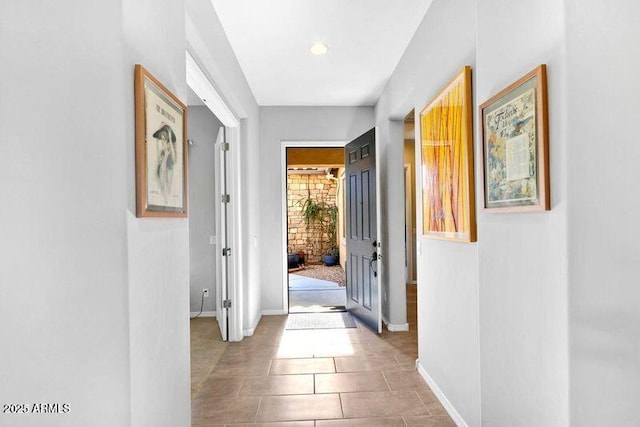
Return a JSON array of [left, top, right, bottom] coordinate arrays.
[[309, 42, 328, 56]]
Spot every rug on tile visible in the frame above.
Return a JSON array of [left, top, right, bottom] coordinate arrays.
[[285, 312, 357, 330]]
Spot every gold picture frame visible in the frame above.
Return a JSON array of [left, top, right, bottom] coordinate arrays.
[[420, 66, 476, 242], [479, 65, 549, 212], [134, 64, 188, 218]]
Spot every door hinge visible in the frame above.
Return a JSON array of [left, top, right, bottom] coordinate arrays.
[[220, 142, 229, 152], [223, 299, 232, 308], [222, 247, 231, 257], [221, 194, 230, 203]]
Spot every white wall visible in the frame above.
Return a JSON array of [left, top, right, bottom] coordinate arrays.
[[1, 0, 208, 425], [476, 1, 569, 426], [0, 1, 131, 426], [186, 0, 262, 336], [187, 106, 222, 314], [375, 0, 481, 425], [379, 0, 640, 425], [378, 118, 408, 326], [258, 107, 374, 312], [566, 1, 640, 426], [122, 0, 191, 425]]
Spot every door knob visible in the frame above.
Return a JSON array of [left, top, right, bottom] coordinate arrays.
[[369, 251, 378, 277]]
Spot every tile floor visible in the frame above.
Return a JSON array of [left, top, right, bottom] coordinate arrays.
[[190, 285, 455, 426]]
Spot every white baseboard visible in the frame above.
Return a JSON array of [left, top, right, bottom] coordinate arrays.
[[386, 322, 409, 332], [382, 315, 409, 332], [190, 311, 216, 318], [243, 310, 288, 336], [243, 312, 263, 337], [416, 360, 469, 427], [261, 309, 288, 315]]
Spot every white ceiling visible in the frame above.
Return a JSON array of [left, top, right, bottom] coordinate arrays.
[[210, 0, 433, 106]]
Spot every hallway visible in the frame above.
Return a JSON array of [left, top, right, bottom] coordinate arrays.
[[189, 285, 451, 426]]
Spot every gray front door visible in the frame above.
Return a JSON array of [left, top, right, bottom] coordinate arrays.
[[345, 128, 381, 333]]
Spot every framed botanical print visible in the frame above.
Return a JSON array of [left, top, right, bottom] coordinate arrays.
[[420, 66, 476, 242], [479, 65, 550, 212], [134, 64, 188, 218]]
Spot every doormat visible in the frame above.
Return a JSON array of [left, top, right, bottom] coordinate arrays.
[[289, 305, 347, 314], [285, 312, 357, 330]]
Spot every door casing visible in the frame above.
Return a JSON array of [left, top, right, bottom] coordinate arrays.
[[279, 140, 346, 314], [187, 51, 244, 342]]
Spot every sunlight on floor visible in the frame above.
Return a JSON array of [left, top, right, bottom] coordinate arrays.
[[277, 329, 355, 358]]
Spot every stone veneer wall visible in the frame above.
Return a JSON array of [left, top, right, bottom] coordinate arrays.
[[287, 174, 338, 263]]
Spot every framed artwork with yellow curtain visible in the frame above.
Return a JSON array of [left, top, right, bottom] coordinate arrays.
[[420, 66, 476, 242]]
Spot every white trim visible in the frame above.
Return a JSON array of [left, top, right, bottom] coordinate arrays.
[[243, 312, 262, 337], [280, 140, 347, 314], [374, 127, 383, 333], [404, 163, 416, 284], [186, 52, 239, 127], [386, 323, 409, 332], [214, 127, 227, 340], [228, 125, 245, 342], [185, 15, 247, 119], [417, 360, 469, 427], [185, 51, 244, 343], [190, 311, 216, 318], [382, 315, 409, 332], [262, 309, 289, 316]]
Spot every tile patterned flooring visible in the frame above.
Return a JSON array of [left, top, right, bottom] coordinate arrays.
[[190, 285, 455, 426]]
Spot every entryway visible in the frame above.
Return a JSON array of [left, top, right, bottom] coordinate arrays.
[[284, 146, 347, 314]]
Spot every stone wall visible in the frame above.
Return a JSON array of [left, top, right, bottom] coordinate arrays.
[[287, 174, 338, 263]]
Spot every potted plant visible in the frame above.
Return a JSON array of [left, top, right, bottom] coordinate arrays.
[[296, 250, 306, 265], [322, 247, 339, 266], [297, 181, 339, 265], [322, 205, 339, 266], [287, 252, 300, 268]]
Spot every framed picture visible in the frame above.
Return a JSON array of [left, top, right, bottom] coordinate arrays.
[[479, 65, 549, 212], [134, 64, 188, 218], [420, 66, 476, 242]]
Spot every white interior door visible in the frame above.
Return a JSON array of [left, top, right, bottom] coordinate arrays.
[[214, 126, 229, 341]]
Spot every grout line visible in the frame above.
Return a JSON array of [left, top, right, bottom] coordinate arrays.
[[253, 396, 262, 424], [413, 389, 431, 415], [381, 370, 392, 391], [338, 392, 345, 419], [236, 376, 246, 398]]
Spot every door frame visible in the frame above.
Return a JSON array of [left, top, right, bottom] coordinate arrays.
[[187, 51, 244, 341], [279, 140, 346, 314], [404, 164, 417, 284]]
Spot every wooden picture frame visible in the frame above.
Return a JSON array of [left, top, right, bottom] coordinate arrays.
[[134, 64, 188, 218], [479, 64, 549, 212], [420, 66, 476, 242]]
